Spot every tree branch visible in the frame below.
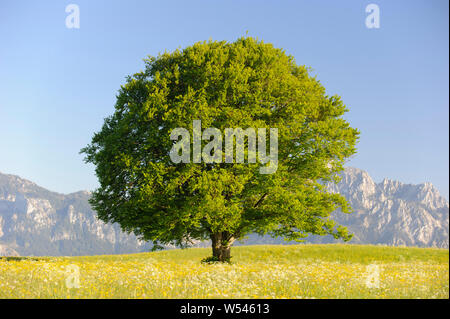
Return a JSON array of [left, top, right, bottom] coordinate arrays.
[[254, 193, 268, 208]]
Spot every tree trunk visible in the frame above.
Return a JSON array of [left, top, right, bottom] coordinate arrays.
[[211, 232, 235, 262]]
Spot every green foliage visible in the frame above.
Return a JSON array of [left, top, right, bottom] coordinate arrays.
[[81, 37, 359, 251]]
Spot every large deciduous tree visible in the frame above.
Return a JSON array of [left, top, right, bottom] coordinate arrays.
[[81, 37, 359, 262]]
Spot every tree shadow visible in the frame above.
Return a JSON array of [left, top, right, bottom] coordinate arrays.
[[0, 256, 43, 262]]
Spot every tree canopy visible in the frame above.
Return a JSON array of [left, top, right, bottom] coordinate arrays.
[[81, 37, 359, 261]]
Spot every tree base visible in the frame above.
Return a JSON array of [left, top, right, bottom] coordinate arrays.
[[210, 232, 234, 263], [201, 255, 232, 264]]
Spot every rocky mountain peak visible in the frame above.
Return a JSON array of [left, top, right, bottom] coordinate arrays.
[[325, 168, 449, 248], [0, 172, 150, 256], [0, 168, 448, 256]]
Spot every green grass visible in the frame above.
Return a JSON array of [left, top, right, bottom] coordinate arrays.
[[0, 244, 448, 299]]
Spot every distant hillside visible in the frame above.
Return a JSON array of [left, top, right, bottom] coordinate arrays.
[[240, 168, 449, 248], [0, 172, 150, 256], [0, 168, 448, 256], [325, 168, 448, 247]]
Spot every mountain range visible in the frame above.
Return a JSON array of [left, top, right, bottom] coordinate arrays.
[[0, 168, 448, 256]]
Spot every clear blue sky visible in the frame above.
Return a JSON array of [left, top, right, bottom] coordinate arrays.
[[0, 0, 448, 198]]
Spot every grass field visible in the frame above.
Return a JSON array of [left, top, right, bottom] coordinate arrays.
[[0, 244, 448, 299]]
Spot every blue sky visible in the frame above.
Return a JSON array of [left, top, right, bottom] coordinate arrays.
[[0, 0, 448, 198]]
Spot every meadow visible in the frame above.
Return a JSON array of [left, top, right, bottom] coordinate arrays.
[[0, 244, 448, 299]]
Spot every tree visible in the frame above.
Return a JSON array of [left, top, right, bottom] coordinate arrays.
[[81, 37, 359, 262]]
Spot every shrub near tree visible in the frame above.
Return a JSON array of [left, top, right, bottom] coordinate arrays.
[[81, 37, 359, 262]]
